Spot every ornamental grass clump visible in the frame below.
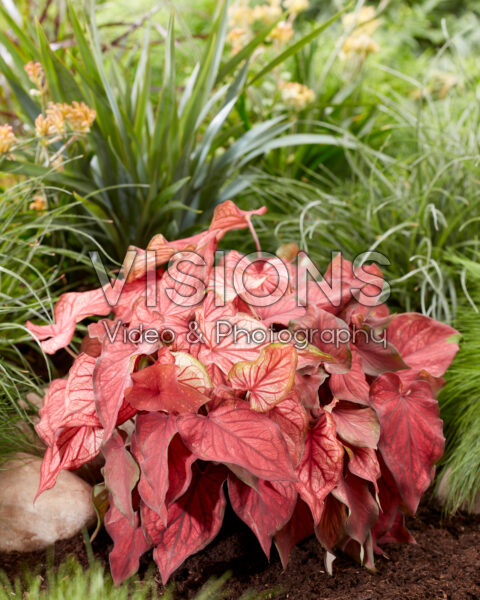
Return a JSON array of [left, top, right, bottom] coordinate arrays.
[[27, 201, 459, 585]]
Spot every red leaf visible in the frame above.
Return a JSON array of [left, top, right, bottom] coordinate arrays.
[[253, 294, 306, 326], [345, 445, 380, 492], [371, 465, 409, 547], [172, 352, 212, 393], [295, 410, 344, 524], [36, 379, 68, 446], [165, 435, 196, 505], [228, 343, 297, 412], [102, 430, 139, 525], [26, 287, 111, 354], [126, 363, 208, 414], [274, 499, 314, 569], [267, 390, 308, 467], [375, 510, 415, 545], [370, 372, 445, 513], [209, 200, 267, 238], [93, 338, 157, 441], [177, 404, 295, 482], [292, 306, 352, 374], [297, 254, 383, 315], [315, 493, 348, 551], [294, 365, 327, 410], [332, 474, 379, 546], [329, 349, 370, 405], [62, 353, 100, 428], [353, 326, 407, 377], [330, 401, 380, 449], [341, 532, 376, 571], [228, 476, 297, 558], [196, 313, 267, 374], [105, 499, 150, 585], [37, 426, 103, 496], [387, 313, 459, 377], [131, 413, 177, 525], [152, 465, 227, 584]]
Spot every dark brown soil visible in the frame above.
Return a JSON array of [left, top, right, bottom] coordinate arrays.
[[1, 502, 479, 600]]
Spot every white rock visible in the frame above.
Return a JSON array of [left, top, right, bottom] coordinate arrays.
[[0, 453, 96, 552]]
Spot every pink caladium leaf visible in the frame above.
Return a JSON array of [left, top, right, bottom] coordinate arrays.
[[292, 306, 352, 374], [105, 498, 151, 585], [352, 317, 407, 377], [328, 349, 370, 405], [253, 294, 306, 326], [295, 410, 344, 524], [387, 313, 460, 377], [102, 430, 139, 525], [332, 474, 379, 547], [297, 254, 384, 315], [370, 372, 445, 514], [329, 401, 380, 449], [228, 343, 298, 412], [151, 464, 227, 584], [341, 532, 376, 571], [36, 379, 68, 446], [165, 435, 196, 505], [62, 353, 100, 428], [294, 365, 327, 410], [371, 463, 409, 549], [125, 226, 216, 284], [208, 200, 267, 238], [395, 368, 446, 398], [131, 412, 177, 525], [267, 390, 308, 467], [274, 498, 314, 569], [196, 312, 267, 374], [93, 338, 158, 441], [315, 493, 348, 552], [375, 509, 415, 545], [171, 352, 212, 393], [37, 426, 103, 496], [231, 254, 292, 307], [26, 287, 111, 354], [228, 475, 297, 558], [345, 444, 381, 493], [125, 363, 209, 414], [177, 404, 295, 482]]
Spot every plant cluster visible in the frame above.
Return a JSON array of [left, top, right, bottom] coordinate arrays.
[[0, 1, 351, 259], [27, 201, 459, 584], [0, 180, 102, 464]]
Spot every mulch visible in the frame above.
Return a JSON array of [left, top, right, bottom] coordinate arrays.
[[1, 501, 479, 600]]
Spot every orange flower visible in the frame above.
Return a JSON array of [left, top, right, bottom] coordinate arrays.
[[24, 61, 45, 89], [64, 101, 96, 133], [0, 124, 16, 154], [280, 81, 315, 110], [45, 102, 67, 135], [35, 114, 55, 137], [29, 193, 47, 211], [269, 21, 294, 44]]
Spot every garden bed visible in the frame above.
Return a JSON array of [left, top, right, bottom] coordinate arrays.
[[2, 501, 479, 600]]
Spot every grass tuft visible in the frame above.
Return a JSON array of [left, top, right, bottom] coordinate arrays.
[[0, 554, 278, 600], [437, 255, 480, 513]]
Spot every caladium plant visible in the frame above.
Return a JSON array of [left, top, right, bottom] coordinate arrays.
[[27, 201, 460, 584]]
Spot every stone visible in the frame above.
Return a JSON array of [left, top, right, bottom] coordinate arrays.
[[436, 467, 480, 515], [0, 453, 96, 552]]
